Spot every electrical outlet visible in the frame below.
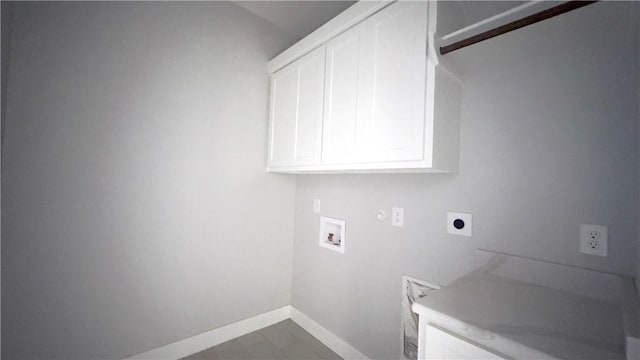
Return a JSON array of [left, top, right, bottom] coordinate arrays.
[[392, 207, 404, 227], [579, 224, 607, 256]]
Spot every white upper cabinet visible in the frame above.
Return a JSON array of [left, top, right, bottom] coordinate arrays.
[[268, 46, 325, 169], [358, 1, 428, 163], [267, 1, 461, 173], [322, 23, 366, 165]]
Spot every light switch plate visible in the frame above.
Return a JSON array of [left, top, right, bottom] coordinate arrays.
[[313, 199, 321, 214], [447, 212, 472, 237]]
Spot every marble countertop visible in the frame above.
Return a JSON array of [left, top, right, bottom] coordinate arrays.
[[412, 252, 630, 359]]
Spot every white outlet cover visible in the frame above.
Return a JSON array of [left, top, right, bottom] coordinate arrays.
[[580, 224, 608, 257], [392, 207, 404, 227], [447, 212, 472, 237]]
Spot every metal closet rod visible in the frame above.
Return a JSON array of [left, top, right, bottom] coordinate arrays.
[[440, 1, 598, 55]]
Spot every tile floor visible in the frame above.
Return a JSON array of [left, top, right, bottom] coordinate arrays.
[[181, 320, 343, 360]]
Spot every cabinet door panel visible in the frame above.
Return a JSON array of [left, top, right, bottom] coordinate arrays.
[[269, 66, 298, 164], [359, 2, 428, 162], [268, 46, 325, 168], [294, 46, 325, 163], [322, 25, 366, 164], [425, 325, 505, 360]]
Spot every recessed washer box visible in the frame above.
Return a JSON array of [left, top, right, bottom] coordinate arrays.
[[319, 216, 345, 253], [447, 212, 472, 237]]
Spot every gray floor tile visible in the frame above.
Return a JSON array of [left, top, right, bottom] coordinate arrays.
[[181, 347, 219, 360], [278, 321, 341, 360], [236, 330, 268, 347], [180, 351, 202, 360], [245, 339, 287, 359], [180, 321, 343, 360], [280, 342, 322, 360], [211, 339, 253, 359], [277, 320, 308, 341], [261, 324, 299, 349], [296, 335, 341, 360]]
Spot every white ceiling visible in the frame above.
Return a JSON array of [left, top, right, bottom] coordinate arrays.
[[459, 1, 527, 26], [235, 1, 533, 43], [234, 1, 356, 41]]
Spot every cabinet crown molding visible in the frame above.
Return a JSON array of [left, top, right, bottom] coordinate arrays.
[[268, 1, 392, 74]]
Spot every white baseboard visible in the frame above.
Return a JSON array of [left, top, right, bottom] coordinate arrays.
[[124, 305, 369, 360], [290, 307, 369, 360], [125, 306, 291, 359]]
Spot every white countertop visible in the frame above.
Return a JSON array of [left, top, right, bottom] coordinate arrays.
[[412, 251, 635, 360]]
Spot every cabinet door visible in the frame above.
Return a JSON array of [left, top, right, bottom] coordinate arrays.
[[268, 46, 325, 168], [358, 1, 428, 162], [425, 325, 505, 360], [321, 23, 367, 165]]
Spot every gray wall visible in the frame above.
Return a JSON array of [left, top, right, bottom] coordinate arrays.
[[1, 0, 10, 268], [1, 2, 296, 359], [292, 2, 639, 359], [637, 1, 640, 295], [1, 4, 9, 359], [1, 2, 11, 130]]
